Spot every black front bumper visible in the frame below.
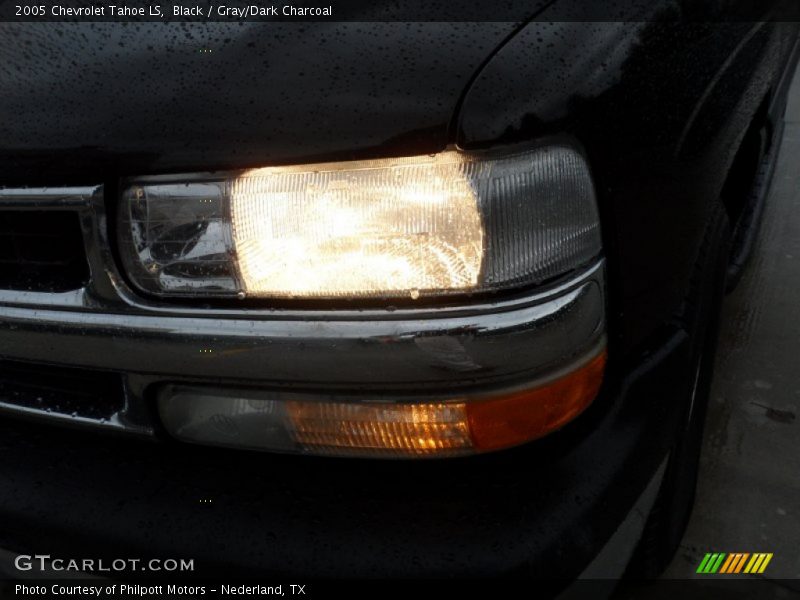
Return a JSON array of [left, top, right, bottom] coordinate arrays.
[[0, 329, 690, 580]]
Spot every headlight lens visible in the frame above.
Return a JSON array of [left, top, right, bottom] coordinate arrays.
[[230, 158, 483, 297], [119, 145, 600, 300]]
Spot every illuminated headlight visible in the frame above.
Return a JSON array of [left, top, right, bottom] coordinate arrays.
[[119, 146, 601, 300]]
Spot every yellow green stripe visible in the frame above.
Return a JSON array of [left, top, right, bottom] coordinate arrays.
[[744, 554, 760, 573], [758, 553, 773, 573]]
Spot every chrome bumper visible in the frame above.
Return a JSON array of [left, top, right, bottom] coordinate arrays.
[[0, 186, 605, 436]]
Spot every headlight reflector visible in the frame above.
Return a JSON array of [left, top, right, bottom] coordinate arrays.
[[120, 146, 600, 300], [229, 160, 483, 297]]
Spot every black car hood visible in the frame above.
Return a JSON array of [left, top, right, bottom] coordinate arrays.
[[0, 21, 533, 183]]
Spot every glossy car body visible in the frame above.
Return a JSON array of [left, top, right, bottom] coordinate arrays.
[[0, 2, 798, 582]]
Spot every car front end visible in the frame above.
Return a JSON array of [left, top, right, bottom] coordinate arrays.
[[1, 6, 798, 588]]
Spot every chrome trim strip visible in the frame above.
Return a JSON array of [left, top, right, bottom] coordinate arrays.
[[0, 186, 96, 209], [0, 272, 604, 389], [0, 288, 86, 308], [0, 401, 153, 437]]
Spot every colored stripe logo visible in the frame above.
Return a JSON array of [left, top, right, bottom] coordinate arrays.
[[696, 552, 773, 574]]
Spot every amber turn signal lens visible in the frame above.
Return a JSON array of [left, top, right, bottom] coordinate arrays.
[[159, 347, 606, 458], [281, 349, 606, 457], [286, 401, 473, 457], [466, 350, 607, 452]]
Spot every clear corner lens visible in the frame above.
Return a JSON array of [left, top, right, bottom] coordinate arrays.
[[119, 181, 240, 296], [119, 146, 601, 300], [478, 148, 601, 288]]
